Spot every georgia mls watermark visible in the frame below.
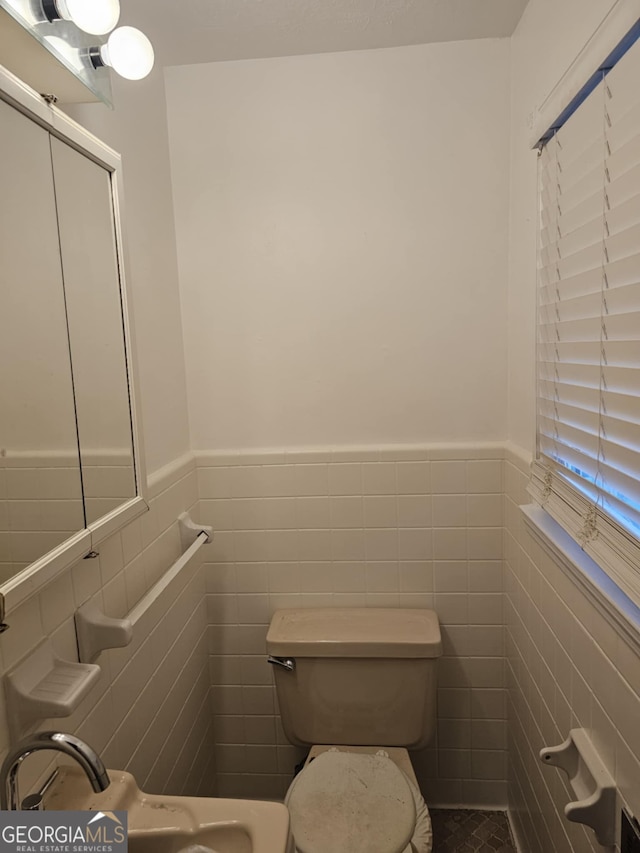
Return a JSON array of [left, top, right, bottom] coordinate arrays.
[[0, 810, 127, 853]]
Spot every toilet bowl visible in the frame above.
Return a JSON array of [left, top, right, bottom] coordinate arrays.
[[266, 608, 442, 853], [285, 747, 433, 853]]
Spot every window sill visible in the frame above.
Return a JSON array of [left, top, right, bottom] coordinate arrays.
[[520, 503, 640, 651]]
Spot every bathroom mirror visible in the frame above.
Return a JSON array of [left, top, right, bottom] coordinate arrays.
[[0, 65, 146, 614], [0, 96, 86, 583], [50, 135, 137, 526]]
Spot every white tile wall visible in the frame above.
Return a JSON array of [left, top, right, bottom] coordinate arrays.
[[198, 445, 506, 803], [8, 437, 638, 836], [505, 447, 640, 853], [0, 457, 216, 801]]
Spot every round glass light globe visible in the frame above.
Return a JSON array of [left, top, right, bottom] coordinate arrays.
[[103, 26, 154, 80], [58, 0, 120, 35]]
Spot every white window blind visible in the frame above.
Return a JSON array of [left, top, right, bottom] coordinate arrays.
[[531, 36, 640, 607]]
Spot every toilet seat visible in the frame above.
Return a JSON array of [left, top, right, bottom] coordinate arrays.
[[285, 749, 416, 853]]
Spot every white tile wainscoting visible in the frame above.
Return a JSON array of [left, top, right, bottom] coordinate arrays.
[[0, 454, 216, 799], [3, 440, 639, 851], [505, 446, 640, 853], [197, 444, 507, 803]]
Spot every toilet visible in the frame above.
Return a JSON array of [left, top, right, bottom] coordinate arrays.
[[266, 607, 442, 853]]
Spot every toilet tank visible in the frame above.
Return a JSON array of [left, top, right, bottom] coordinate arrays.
[[266, 608, 442, 750]]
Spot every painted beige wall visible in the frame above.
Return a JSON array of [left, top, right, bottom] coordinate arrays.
[[65, 74, 191, 476], [165, 39, 510, 453]]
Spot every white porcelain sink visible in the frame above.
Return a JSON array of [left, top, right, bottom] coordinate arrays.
[[129, 824, 251, 852], [124, 796, 287, 853], [45, 768, 292, 853]]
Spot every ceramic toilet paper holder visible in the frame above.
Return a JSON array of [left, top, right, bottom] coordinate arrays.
[[540, 728, 616, 846]]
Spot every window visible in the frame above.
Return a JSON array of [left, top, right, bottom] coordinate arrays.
[[530, 34, 640, 607]]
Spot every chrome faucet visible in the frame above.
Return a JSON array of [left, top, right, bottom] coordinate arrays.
[[0, 731, 110, 810]]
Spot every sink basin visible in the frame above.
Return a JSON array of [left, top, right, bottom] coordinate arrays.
[[45, 767, 292, 853], [129, 824, 251, 852], [129, 825, 250, 852], [125, 796, 289, 853]]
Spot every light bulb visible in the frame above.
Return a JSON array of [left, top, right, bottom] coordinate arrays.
[[100, 26, 154, 80], [54, 0, 120, 35]]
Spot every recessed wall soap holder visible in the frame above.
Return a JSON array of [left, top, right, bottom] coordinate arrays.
[[540, 728, 616, 847], [4, 640, 101, 739]]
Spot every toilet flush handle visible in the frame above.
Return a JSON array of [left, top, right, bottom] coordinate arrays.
[[267, 655, 296, 672]]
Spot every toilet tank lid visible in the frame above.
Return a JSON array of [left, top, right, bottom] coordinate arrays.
[[266, 608, 442, 658]]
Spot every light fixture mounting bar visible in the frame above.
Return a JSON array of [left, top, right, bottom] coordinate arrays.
[[87, 46, 104, 69], [41, 0, 60, 23]]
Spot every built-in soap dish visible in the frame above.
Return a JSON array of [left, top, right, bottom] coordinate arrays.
[[540, 728, 616, 846], [4, 640, 100, 738]]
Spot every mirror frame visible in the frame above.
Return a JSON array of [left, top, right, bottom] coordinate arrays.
[[0, 64, 148, 617]]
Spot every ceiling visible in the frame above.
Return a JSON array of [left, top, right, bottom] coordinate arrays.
[[123, 0, 530, 67]]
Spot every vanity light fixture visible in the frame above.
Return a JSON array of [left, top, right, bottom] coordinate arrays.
[[88, 25, 154, 80], [41, 0, 120, 35], [44, 34, 85, 71]]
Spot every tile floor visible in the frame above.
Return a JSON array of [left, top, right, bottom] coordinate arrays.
[[430, 809, 516, 852]]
